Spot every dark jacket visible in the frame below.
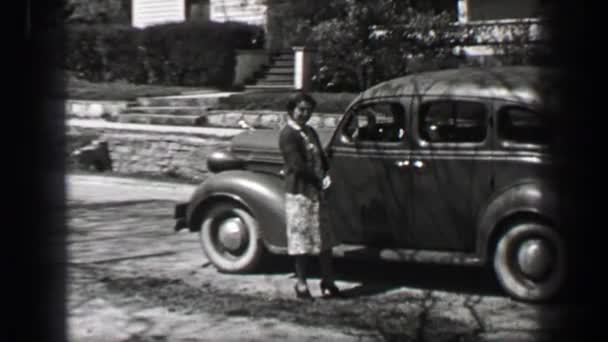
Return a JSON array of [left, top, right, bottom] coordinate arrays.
[[279, 124, 329, 195]]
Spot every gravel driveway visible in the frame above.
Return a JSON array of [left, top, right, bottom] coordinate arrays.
[[66, 174, 577, 341]]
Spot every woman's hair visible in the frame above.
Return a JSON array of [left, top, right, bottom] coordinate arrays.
[[286, 92, 317, 114]]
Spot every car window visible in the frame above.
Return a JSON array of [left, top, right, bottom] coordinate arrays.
[[343, 102, 407, 143], [498, 106, 550, 145], [419, 100, 487, 143]]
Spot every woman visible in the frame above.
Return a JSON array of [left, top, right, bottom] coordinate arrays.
[[278, 92, 343, 300]]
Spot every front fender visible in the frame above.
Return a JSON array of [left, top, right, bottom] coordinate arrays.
[[186, 170, 287, 252], [476, 181, 563, 262]]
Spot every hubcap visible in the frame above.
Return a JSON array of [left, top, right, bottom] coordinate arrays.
[[517, 238, 554, 280], [217, 217, 247, 252]]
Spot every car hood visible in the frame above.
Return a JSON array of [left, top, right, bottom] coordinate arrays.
[[231, 127, 335, 153]]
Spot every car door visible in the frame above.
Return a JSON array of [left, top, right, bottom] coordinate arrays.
[[408, 97, 494, 252], [325, 99, 413, 248]]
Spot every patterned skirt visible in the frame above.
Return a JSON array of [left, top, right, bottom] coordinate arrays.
[[285, 192, 336, 255]]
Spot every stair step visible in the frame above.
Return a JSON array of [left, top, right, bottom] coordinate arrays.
[[125, 106, 208, 116], [259, 75, 293, 82], [274, 60, 295, 67], [273, 56, 294, 61], [245, 84, 294, 91], [257, 79, 293, 85], [117, 114, 206, 126], [179, 89, 222, 96], [273, 49, 294, 54], [266, 67, 294, 74]]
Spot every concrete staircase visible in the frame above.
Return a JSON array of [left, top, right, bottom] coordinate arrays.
[[117, 92, 236, 127], [245, 50, 294, 91], [117, 50, 298, 127]]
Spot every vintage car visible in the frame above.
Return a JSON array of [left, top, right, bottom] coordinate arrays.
[[174, 66, 567, 302]]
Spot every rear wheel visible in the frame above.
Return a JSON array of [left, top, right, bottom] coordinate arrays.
[[199, 202, 265, 273], [493, 222, 566, 302]]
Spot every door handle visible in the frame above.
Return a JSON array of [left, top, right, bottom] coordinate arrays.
[[395, 160, 410, 168], [412, 160, 425, 169]]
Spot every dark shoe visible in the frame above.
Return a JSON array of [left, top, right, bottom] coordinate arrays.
[[320, 280, 345, 298], [294, 283, 313, 301]]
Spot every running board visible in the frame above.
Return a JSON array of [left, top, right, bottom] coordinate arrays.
[[264, 244, 483, 266], [332, 244, 483, 266]]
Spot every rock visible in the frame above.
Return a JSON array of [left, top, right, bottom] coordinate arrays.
[[308, 116, 321, 128], [223, 113, 243, 127], [242, 114, 261, 127], [206, 114, 225, 127], [324, 116, 339, 128], [260, 114, 280, 128], [72, 140, 113, 172]]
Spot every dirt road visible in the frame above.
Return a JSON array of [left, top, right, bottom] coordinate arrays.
[[66, 174, 576, 341]]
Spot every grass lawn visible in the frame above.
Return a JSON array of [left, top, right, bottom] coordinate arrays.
[[217, 91, 358, 113], [56, 71, 359, 112], [55, 73, 212, 101]]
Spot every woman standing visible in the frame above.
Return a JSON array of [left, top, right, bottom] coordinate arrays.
[[278, 92, 343, 300]]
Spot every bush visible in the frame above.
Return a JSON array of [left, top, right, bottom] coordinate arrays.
[[101, 26, 144, 83], [305, 1, 545, 92], [63, 25, 108, 82], [139, 21, 262, 87], [307, 1, 461, 92], [59, 21, 264, 87]]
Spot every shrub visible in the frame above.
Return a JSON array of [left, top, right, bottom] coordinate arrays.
[[305, 0, 545, 92], [139, 21, 262, 87], [59, 20, 264, 87], [101, 25, 144, 83], [64, 25, 107, 82], [307, 1, 461, 92]]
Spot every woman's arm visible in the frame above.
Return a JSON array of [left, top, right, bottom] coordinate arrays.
[[308, 127, 330, 172]]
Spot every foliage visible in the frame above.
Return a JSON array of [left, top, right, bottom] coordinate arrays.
[[63, 0, 130, 24], [57, 21, 264, 87], [304, 0, 544, 92], [265, 0, 352, 49], [306, 0, 463, 91], [139, 21, 263, 87]]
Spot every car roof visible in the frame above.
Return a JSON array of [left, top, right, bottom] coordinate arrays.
[[356, 66, 557, 107]]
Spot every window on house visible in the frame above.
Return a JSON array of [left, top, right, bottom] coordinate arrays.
[[419, 100, 487, 143], [467, 0, 543, 21], [186, 0, 210, 21]]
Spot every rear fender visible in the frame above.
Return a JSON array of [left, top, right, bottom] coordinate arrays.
[[476, 181, 563, 263], [186, 170, 287, 252]]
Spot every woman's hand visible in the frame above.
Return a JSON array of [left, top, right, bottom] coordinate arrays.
[[322, 175, 332, 190]]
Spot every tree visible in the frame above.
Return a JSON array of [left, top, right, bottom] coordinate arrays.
[[306, 0, 459, 91], [64, 0, 131, 24]]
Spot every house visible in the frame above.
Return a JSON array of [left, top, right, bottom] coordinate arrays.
[[130, 0, 547, 89], [131, 0, 547, 55], [131, 0, 266, 30]]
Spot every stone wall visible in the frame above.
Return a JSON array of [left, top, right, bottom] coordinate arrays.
[[67, 121, 241, 182], [65, 100, 129, 119], [205, 110, 341, 129]]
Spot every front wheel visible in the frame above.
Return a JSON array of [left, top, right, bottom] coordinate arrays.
[[493, 222, 566, 302], [199, 202, 265, 273]]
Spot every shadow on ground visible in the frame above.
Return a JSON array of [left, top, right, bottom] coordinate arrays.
[[303, 257, 503, 299], [69, 199, 504, 299]]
